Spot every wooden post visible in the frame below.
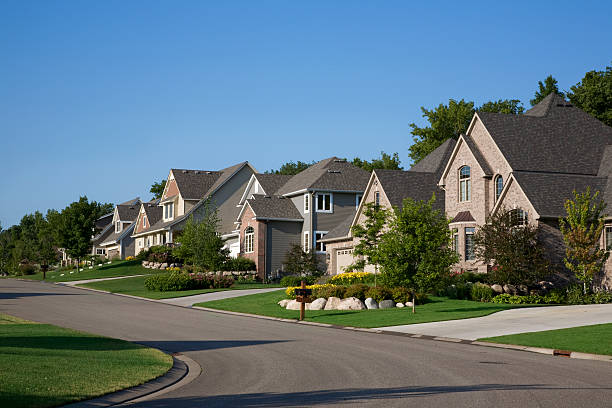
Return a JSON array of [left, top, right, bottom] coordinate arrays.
[[299, 280, 306, 321]]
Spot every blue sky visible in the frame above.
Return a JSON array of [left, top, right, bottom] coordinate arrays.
[[1, 0, 610, 227]]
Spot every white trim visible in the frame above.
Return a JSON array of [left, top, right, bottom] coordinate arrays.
[[315, 230, 329, 253], [303, 231, 310, 252], [315, 192, 333, 213], [238, 174, 259, 205], [304, 193, 310, 213]]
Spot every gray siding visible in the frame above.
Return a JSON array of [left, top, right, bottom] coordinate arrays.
[[266, 221, 302, 274], [313, 192, 358, 232], [291, 194, 311, 238], [122, 234, 136, 258]]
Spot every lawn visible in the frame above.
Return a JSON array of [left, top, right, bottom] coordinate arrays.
[[196, 290, 532, 328], [78, 275, 282, 300], [0, 313, 172, 408], [21, 260, 159, 282], [480, 323, 612, 356]]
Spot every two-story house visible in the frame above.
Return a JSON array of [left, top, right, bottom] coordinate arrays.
[[91, 198, 140, 259], [131, 161, 256, 256], [235, 157, 370, 279]]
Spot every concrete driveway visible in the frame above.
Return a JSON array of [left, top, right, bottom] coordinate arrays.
[[376, 303, 612, 340]]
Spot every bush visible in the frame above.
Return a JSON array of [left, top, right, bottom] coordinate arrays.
[[470, 283, 494, 302], [457, 271, 488, 284], [344, 284, 370, 301], [565, 284, 587, 305], [144, 271, 233, 292], [415, 292, 430, 305], [444, 282, 472, 300], [285, 284, 337, 299], [314, 285, 347, 299], [223, 257, 256, 271], [590, 292, 612, 304], [18, 263, 37, 275], [391, 287, 411, 303], [280, 275, 317, 287], [235, 276, 257, 284], [146, 246, 175, 264], [365, 286, 392, 303], [329, 272, 375, 286]]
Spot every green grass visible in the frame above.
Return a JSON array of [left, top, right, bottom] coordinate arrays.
[[480, 323, 612, 356], [196, 290, 532, 328], [21, 260, 159, 282], [78, 275, 282, 300], [0, 313, 172, 408]]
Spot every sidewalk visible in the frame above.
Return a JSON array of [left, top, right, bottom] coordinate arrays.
[[159, 288, 283, 307], [375, 303, 612, 340], [59, 275, 147, 286]]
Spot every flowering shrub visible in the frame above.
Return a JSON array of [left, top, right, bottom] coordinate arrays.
[[285, 284, 336, 299], [125, 256, 136, 261], [328, 272, 374, 286], [166, 266, 181, 272], [145, 271, 234, 291]]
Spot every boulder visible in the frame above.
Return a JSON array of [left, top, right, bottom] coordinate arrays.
[[406, 301, 414, 307], [396, 302, 405, 308], [379, 299, 395, 309], [364, 297, 378, 309], [160, 263, 168, 269], [490, 284, 503, 294], [517, 284, 529, 295], [324, 297, 342, 310], [278, 299, 291, 308], [338, 297, 366, 311], [286, 300, 303, 310], [309, 298, 327, 311], [222, 271, 233, 277], [503, 284, 517, 295], [153, 263, 161, 269]]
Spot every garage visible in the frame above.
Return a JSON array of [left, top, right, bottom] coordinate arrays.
[[335, 248, 354, 274]]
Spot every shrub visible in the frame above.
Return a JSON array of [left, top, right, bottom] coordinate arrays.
[[457, 271, 488, 284], [18, 263, 37, 275], [470, 283, 494, 302], [285, 284, 337, 299], [565, 284, 587, 305], [590, 292, 612, 304], [329, 272, 375, 286], [280, 275, 317, 287], [144, 271, 233, 292], [223, 257, 256, 271], [314, 285, 347, 299], [445, 282, 472, 300], [415, 292, 430, 305], [235, 276, 257, 284], [146, 246, 176, 264], [365, 286, 392, 303], [344, 284, 370, 301], [283, 244, 323, 276], [391, 287, 411, 303]]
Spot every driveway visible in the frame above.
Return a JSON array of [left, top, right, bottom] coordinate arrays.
[[2, 279, 612, 407], [376, 303, 612, 340]]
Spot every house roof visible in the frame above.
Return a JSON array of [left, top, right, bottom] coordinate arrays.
[[512, 171, 609, 218], [450, 211, 476, 223], [375, 169, 445, 211], [319, 212, 355, 242], [93, 222, 114, 244], [275, 157, 370, 196], [409, 138, 457, 179], [171, 169, 223, 200], [246, 195, 303, 221], [95, 213, 113, 230], [255, 173, 294, 195], [119, 197, 141, 206], [116, 204, 140, 221], [100, 223, 137, 246], [478, 93, 612, 176]]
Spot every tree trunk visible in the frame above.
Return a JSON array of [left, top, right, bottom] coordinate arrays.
[[412, 292, 416, 314]]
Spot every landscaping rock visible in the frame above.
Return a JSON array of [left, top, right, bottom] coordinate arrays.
[[364, 297, 378, 309], [338, 297, 366, 311], [278, 299, 290, 308], [491, 284, 503, 294], [517, 284, 529, 295], [286, 300, 302, 310], [222, 271, 233, 277], [153, 263, 161, 269], [309, 298, 327, 310], [503, 284, 517, 295], [324, 297, 342, 310], [406, 301, 414, 307], [379, 300, 395, 309], [396, 302, 405, 308], [160, 263, 168, 269]]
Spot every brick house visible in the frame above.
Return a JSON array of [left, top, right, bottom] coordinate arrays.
[[235, 158, 370, 279], [131, 161, 256, 256], [438, 93, 612, 287]]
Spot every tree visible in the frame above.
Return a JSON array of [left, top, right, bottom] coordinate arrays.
[[282, 244, 322, 276], [351, 152, 403, 172], [567, 64, 612, 127], [348, 202, 392, 286], [559, 188, 609, 294], [267, 161, 313, 175], [530, 75, 564, 106], [150, 180, 167, 200], [173, 202, 228, 271], [376, 195, 458, 311], [479, 99, 524, 115], [474, 208, 549, 286]]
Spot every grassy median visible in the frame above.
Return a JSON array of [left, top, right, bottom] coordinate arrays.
[[0, 313, 173, 408], [196, 289, 530, 328], [480, 323, 612, 356]]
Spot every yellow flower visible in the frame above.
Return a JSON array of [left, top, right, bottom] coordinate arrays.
[[329, 272, 373, 285], [285, 283, 336, 298]]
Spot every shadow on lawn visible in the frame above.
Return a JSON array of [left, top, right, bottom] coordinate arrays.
[[95, 260, 142, 271]]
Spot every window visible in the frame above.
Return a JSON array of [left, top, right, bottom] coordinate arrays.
[[146, 237, 151, 248], [375, 191, 380, 207], [465, 227, 475, 261], [316, 193, 332, 212], [244, 226, 254, 253], [452, 228, 459, 254], [164, 202, 174, 220], [315, 231, 328, 252], [143, 216, 147, 228], [459, 166, 471, 202], [495, 175, 503, 202], [115, 221, 121, 233], [356, 194, 363, 209], [304, 193, 309, 213], [303, 231, 310, 252], [96, 248, 106, 255], [509, 208, 528, 226], [606, 226, 612, 251]]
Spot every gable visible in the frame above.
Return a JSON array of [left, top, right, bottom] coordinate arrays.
[[439, 135, 489, 186]]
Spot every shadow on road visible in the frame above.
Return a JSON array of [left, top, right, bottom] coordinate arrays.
[[134, 384, 612, 407], [136, 339, 291, 353], [0, 292, 81, 300]]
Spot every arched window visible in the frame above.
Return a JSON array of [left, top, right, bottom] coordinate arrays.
[[495, 175, 503, 202], [459, 166, 471, 202], [244, 226, 254, 253]]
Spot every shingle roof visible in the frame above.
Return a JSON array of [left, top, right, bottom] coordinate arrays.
[[375, 169, 445, 211], [116, 204, 140, 221], [319, 212, 355, 241], [171, 169, 223, 200], [478, 93, 612, 176], [450, 211, 475, 223], [95, 213, 113, 230], [275, 157, 370, 196], [512, 171, 608, 218], [409, 138, 457, 179], [143, 202, 163, 228], [101, 223, 136, 246], [119, 197, 141, 206], [463, 133, 493, 176], [93, 222, 114, 244], [247, 195, 303, 220], [255, 174, 294, 195]]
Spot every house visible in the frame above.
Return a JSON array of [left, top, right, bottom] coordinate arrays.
[[320, 139, 456, 275], [437, 93, 612, 287], [131, 162, 256, 256], [91, 210, 115, 259], [95, 198, 142, 259], [235, 157, 370, 279]]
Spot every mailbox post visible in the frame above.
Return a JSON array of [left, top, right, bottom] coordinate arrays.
[[294, 280, 312, 321]]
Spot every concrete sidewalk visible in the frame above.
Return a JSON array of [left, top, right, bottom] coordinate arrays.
[[59, 275, 147, 286], [158, 287, 283, 307], [375, 303, 612, 340]]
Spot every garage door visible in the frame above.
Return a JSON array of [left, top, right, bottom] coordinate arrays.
[[335, 248, 354, 274]]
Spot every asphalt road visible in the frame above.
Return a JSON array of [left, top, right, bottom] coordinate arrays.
[[2, 279, 612, 408]]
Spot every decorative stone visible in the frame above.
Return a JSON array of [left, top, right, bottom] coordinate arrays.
[[309, 298, 327, 310], [286, 300, 302, 310], [503, 284, 517, 295], [406, 301, 414, 307], [338, 297, 366, 310], [324, 297, 342, 310], [396, 302, 405, 308], [160, 263, 168, 269], [278, 299, 290, 308], [364, 297, 378, 309], [517, 284, 529, 295], [223, 271, 233, 277], [379, 299, 395, 309], [491, 284, 503, 294]]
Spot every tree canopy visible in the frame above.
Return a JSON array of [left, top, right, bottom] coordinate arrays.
[[150, 180, 167, 200], [351, 152, 403, 172], [267, 161, 314, 175], [567, 64, 612, 127], [530, 75, 564, 106]]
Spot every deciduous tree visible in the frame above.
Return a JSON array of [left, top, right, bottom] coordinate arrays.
[[567, 64, 612, 127], [150, 180, 167, 200], [530, 75, 564, 106], [351, 152, 403, 172]]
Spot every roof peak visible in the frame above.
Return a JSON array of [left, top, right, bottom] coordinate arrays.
[[524, 93, 572, 117]]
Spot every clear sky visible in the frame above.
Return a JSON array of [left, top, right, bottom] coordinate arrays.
[[1, 0, 611, 227]]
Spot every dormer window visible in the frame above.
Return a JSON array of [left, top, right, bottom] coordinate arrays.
[[315, 193, 332, 213], [304, 193, 309, 213], [495, 175, 503, 202], [115, 221, 121, 233], [459, 166, 471, 202], [164, 202, 174, 221]]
